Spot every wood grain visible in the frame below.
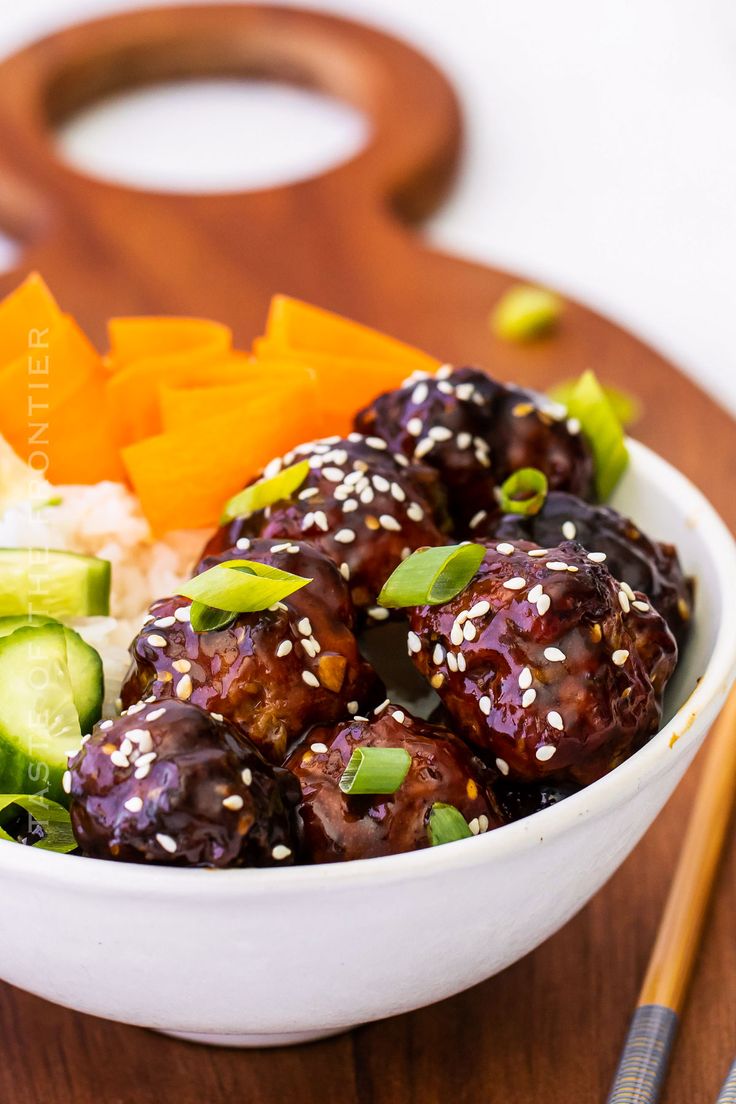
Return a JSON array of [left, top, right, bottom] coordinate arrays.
[[0, 6, 733, 1102]]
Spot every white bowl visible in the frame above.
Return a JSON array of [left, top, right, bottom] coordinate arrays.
[[0, 439, 734, 1048]]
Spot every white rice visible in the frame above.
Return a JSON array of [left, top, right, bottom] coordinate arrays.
[[0, 480, 207, 713]]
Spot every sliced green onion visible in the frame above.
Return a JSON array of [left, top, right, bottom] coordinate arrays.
[[221, 459, 310, 524], [378, 543, 485, 609], [338, 747, 412, 795], [558, 369, 629, 499], [427, 802, 473, 846], [498, 467, 548, 516], [179, 559, 312, 616], [549, 378, 641, 429], [490, 284, 563, 342], [189, 603, 238, 633], [0, 794, 76, 853]]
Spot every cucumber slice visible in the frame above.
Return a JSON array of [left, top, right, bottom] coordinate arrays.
[[0, 624, 81, 804], [0, 616, 103, 734], [0, 549, 111, 618]]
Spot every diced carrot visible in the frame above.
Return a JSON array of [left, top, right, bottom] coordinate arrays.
[[252, 345, 419, 433], [106, 351, 253, 448], [122, 379, 321, 534], [0, 273, 62, 367], [159, 365, 317, 435], [107, 316, 231, 369], [264, 296, 439, 373]]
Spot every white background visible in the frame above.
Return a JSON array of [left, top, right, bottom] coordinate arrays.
[[1, 0, 735, 414]]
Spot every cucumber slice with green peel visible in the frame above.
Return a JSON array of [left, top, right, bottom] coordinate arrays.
[[0, 549, 111, 619], [0, 624, 81, 804], [0, 615, 103, 735]]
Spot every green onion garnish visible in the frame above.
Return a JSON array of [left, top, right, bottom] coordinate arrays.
[[179, 559, 312, 633], [338, 747, 412, 795], [221, 459, 310, 524], [427, 802, 473, 846], [0, 794, 76, 853], [490, 284, 562, 342], [189, 602, 239, 634], [498, 467, 548, 516], [378, 543, 485, 609], [549, 378, 641, 429], [559, 369, 629, 499]]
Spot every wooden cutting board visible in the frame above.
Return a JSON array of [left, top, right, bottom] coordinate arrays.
[[0, 7, 733, 1102]]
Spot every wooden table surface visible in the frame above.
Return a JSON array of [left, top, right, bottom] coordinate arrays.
[[0, 6, 733, 1101]]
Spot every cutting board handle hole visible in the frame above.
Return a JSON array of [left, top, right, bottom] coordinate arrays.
[[52, 77, 370, 195]]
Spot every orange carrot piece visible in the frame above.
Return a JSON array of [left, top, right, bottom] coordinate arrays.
[[264, 295, 439, 373], [106, 351, 254, 448], [0, 273, 62, 368], [159, 366, 317, 435], [107, 316, 232, 369], [122, 380, 321, 534]]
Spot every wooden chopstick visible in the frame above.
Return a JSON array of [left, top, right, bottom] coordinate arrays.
[[606, 683, 736, 1104]]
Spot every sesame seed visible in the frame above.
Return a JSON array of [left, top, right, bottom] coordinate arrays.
[[503, 577, 526, 591], [512, 402, 534, 417], [374, 699, 390, 715], [124, 796, 143, 813], [587, 551, 607, 563], [495, 757, 510, 776], [368, 606, 390, 621], [407, 631, 422, 654], [632, 600, 650, 612], [322, 467, 344, 483], [544, 647, 566, 662], [100, 719, 113, 730], [120, 737, 133, 757], [545, 561, 569, 572], [366, 437, 387, 450], [527, 549, 548, 558], [612, 649, 630, 666], [297, 617, 312, 636], [276, 640, 293, 658], [174, 606, 191, 622], [468, 817, 480, 836], [172, 659, 191, 674], [270, 542, 292, 553], [414, 437, 434, 459], [347, 701, 359, 714], [360, 487, 375, 505], [528, 584, 543, 603], [334, 529, 356, 544], [430, 672, 445, 689], [110, 750, 130, 768], [210, 713, 224, 722], [562, 521, 577, 540], [567, 417, 581, 435], [379, 514, 401, 531], [147, 634, 167, 648], [536, 745, 557, 761], [392, 710, 406, 725], [463, 621, 477, 641], [522, 688, 537, 707], [618, 590, 631, 613], [272, 844, 292, 861], [223, 794, 245, 811], [547, 711, 564, 731], [313, 510, 329, 532], [447, 651, 459, 672], [411, 382, 429, 404], [429, 426, 453, 442], [437, 381, 454, 395], [450, 622, 464, 646], [519, 667, 533, 690], [241, 768, 253, 786], [310, 742, 329, 754], [468, 600, 490, 618], [127, 702, 146, 715], [478, 814, 489, 833], [433, 643, 445, 665], [479, 695, 491, 716], [145, 708, 166, 723], [469, 510, 487, 528], [299, 486, 319, 500], [496, 543, 515, 556], [436, 364, 454, 380], [156, 833, 177, 854], [235, 537, 252, 550], [176, 674, 193, 701], [154, 616, 176, 629], [301, 639, 318, 658], [339, 562, 350, 581], [536, 594, 551, 615], [407, 417, 423, 437], [621, 581, 636, 600], [301, 511, 315, 531], [302, 671, 320, 688], [390, 482, 406, 502], [62, 770, 71, 794], [456, 385, 475, 403]]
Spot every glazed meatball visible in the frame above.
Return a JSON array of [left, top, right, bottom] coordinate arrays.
[[406, 540, 677, 785], [67, 700, 299, 867], [201, 434, 448, 617], [485, 491, 693, 647], [285, 704, 503, 863], [121, 539, 381, 764], [355, 366, 594, 530]]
